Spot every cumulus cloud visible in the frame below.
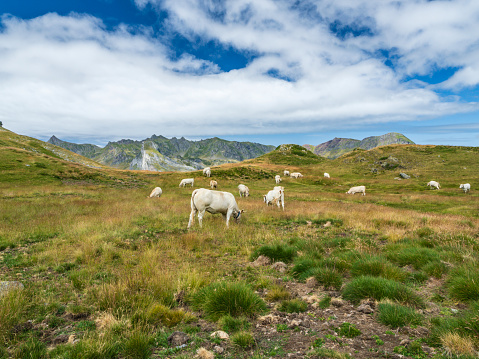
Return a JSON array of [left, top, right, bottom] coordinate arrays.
[[1, 0, 478, 144]]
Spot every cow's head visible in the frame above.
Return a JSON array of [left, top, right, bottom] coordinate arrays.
[[234, 209, 245, 222]]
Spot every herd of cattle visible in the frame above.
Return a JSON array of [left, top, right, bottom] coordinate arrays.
[[148, 167, 472, 228]]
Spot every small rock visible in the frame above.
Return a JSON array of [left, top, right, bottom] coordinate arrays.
[[196, 347, 214, 359], [258, 314, 280, 324], [0, 281, 24, 296], [306, 221, 312, 226], [305, 277, 318, 288], [301, 294, 319, 304], [399, 173, 410, 179], [400, 339, 410, 346], [271, 262, 287, 273], [210, 331, 229, 340], [168, 331, 190, 347], [323, 221, 331, 228], [331, 298, 344, 307], [213, 345, 224, 354], [288, 319, 302, 328], [357, 304, 374, 314], [68, 335, 76, 344], [250, 255, 271, 267]]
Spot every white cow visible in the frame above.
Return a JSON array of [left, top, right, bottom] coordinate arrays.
[[427, 181, 440, 190], [275, 175, 282, 184], [324, 173, 330, 178], [148, 187, 162, 198], [284, 170, 290, 176], [188, 188, 244, 228], [203, 167, 211, 177], [179, 178, 194, 187], [210, 180, 218, 189], [290, 172, 303, 179], [460, 183, 471, 193], [238, 184, 249, 197], [264, 187, 284, 210], [346, 185, 366, 196]]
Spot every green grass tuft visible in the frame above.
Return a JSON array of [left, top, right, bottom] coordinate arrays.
[[377, 302, 423, 328], [191, 281, 267, 320], [277, 299, 308, 313], [447, 267, 479, 302], [342, 276, 424, 308], [251, 243, 297, 263]]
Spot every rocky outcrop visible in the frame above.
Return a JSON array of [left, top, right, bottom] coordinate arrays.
[[304, 132, 415, 159]]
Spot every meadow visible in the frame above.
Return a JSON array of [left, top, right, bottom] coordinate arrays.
[[1, 129, 479, 358]]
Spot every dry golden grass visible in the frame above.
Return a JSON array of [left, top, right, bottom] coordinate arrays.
[[440, 332, 477, 357]]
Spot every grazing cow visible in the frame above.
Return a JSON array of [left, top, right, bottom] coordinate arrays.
[[324, 173, 330, 178], [264, 187, 284, 210], [179, 178, 194, 187], [427, 181, 440, 190], [275, 175, 282, 184], [284, 170, 290, 176], [148, 187, 162, 198], [238, 184, 249, 197], [460, 183, 471, 193], [203, 167, 211, 177], [210, 180, 218, 189], [290, 172, 303, 179], [187, 188, 244, 228], [346, 185, 366, 196]]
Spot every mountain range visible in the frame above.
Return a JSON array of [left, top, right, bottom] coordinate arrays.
[[303, 132, 415, 159], [48, 135, 276, 172]]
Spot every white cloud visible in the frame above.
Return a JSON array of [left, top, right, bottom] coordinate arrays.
[[1, 1, 479, 144]]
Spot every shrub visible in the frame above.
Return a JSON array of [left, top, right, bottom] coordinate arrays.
[[386, 247, 441, 270], [251, 243, 297, 263], [341, 276, 424, 308], [278, 299, 308, 313], [318, 296, 331, 309], [291, 257, 320, 280], [191, 282, 266, 320], [218, 315, 250, 333], [422, 261, 448, 279], [350, 257, 407, 282], [311, 268, 343, 290], [447, 267, 479, 302], [231, 331, 255, 348], [337, 322, 361, 338], [377, 302, 423, 328], [265, 285, 290, 301]]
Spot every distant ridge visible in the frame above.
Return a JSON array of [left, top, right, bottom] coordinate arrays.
[[304, 132, 415, 159], [48, 135, 275, 172]]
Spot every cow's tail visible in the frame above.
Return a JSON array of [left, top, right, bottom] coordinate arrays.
[[190, 189, 199, 211]]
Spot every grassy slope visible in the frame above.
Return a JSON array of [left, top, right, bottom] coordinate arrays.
[[1, 133, 479, 358]]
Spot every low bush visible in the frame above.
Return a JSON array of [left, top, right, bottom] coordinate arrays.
[[337, 322, 361, 338], [311, 268, 343, 290], [422, 261, 448, 279], [447, 267, 479, 302], [231, 331, 255, 348], [218, 315, 250, 333], [191, 281, 267, 320], [278, 299, 308, 313], [265, 285, 290, 301], [386, 246, 441, 270], [341, 276, 424, 308], [251, 243, 297, 263], [350, 257, 407, 282], [377, 302, 423, 328]]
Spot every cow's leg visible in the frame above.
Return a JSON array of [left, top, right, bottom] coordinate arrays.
[[225, 209, 233, 228], [198, 209, 206, 228], [188, 208, 197, 229]]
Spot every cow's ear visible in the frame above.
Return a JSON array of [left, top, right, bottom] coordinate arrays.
[[241, 209, 245, 213]]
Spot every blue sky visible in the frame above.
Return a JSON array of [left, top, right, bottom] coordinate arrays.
[[1, 0, 478, 147]]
